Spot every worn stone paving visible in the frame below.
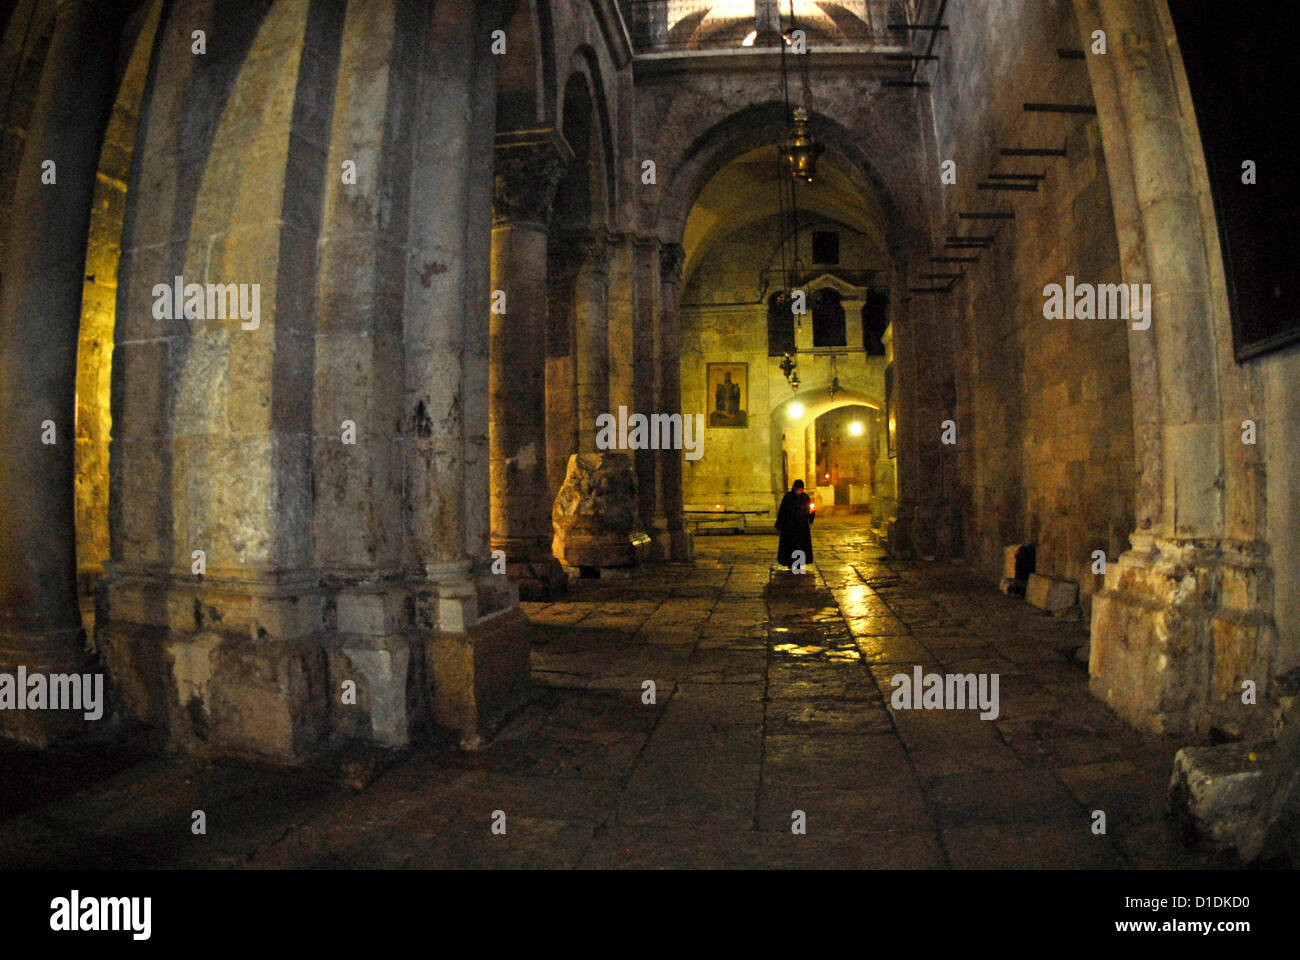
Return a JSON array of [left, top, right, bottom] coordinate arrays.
[[0, 519, 1223, 869]]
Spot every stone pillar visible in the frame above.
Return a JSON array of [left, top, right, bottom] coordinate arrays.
[[605, 232, 637, 418], [573, 228, 610, 453], [632, 236, 663, 555], [312, 0, 425, 750], [546, 238, 580, 498], [406, 0, 528, 746], [98, 0, 346, 760], [1075, 0, 1277, 737], [891, 262, 961, 561], [490, 130, 571, 600], [656, 242, 693, 560], [888, 277, 927, 558], [872, 407, 897, 524], [0, 0, 123, 746]]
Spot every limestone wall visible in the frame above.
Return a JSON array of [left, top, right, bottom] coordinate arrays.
[[925, 0, 1135, 610], [680, 217, 886, 515]]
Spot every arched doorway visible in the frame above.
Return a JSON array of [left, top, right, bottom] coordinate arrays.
[[671, 136, 896, 531], [772, 391, 892, 525]]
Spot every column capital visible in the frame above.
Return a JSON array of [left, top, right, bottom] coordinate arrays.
[[659, 242, 685, 283], [492, 128, 574, 227]]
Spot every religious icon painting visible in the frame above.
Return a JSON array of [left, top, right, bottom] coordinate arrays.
[[706, 362, 747, 428]]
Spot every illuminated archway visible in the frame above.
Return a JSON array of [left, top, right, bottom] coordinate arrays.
[[770, 388, 891, 515], [73, 0, 163, 641]]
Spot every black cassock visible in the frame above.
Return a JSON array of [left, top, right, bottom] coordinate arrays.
[[775, 490, 815, 566]]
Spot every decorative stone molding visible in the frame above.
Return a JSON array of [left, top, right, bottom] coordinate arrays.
[[492, 128, 573, 227]]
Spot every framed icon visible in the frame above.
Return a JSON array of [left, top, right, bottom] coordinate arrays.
[[706, 362, 748, 428]]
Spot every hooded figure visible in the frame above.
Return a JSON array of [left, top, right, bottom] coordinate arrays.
[[776, 479, 815, 567]]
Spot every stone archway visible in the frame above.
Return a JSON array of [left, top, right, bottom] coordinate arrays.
[[0, 0, 158, 746], [770, 390, 888, 514], [1074, 0, 1287, 739], [648, 99, 952, 557], [663, 115, 898, 531], [72, 0, 163, 646]]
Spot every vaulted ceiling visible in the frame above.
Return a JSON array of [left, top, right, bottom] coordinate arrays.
[[681, 144, 889, 284]]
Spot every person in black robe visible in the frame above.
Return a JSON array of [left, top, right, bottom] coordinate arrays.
[[776, 479, 815, 567]]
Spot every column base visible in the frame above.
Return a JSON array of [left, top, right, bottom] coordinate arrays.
[[100, 619, 334, 761], [646, 526, 669, 563], [890, 515, 920, 559], [96, 566, 531, 760], [427, 606, 532, 749], [505, 557, 568, 601], [558, 531, 652, 570], [646, 517, 693, 562], [420, 567, 530, 748], [492, 536, 567, 600], [669, 528, 694, 561], [1090, 535, 1277, 738], [0, 628, 106, 748], [98, 569, 331, 761], [889, 509, 961, 561]]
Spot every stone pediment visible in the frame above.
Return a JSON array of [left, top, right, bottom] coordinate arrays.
[[798, 269, 878, 299]]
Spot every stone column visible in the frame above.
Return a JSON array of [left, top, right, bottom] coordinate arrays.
[[891, 261, 961, 561], [656, 242, 693, 560], [406, 0, 528, 746], [549, 229, 652, 572], [99, 0, 345, 760], [605, 232, 637, 418], [0, 0, 122, 746], [312, 0, 423, 749], [573, 228, 611, 453], [545, 239, 580, 497], [887, 275, 925, 558], [490, 129, 571, 600], [632, 236, 663, 555], [1075, 0, 1276, 736]]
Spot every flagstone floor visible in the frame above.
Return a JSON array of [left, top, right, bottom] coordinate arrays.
[[0, 518, 1224, 869]]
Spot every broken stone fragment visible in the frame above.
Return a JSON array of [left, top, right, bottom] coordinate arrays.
[[1239, 708, 1300, 864], [1169, 741, 1271, 854], [1026, 572, 1077, 612], [551, 453, 650, 569]]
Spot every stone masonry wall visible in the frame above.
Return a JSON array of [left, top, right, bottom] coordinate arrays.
[[927, 0, 1135, 613], [680, 216, 884, 515]]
